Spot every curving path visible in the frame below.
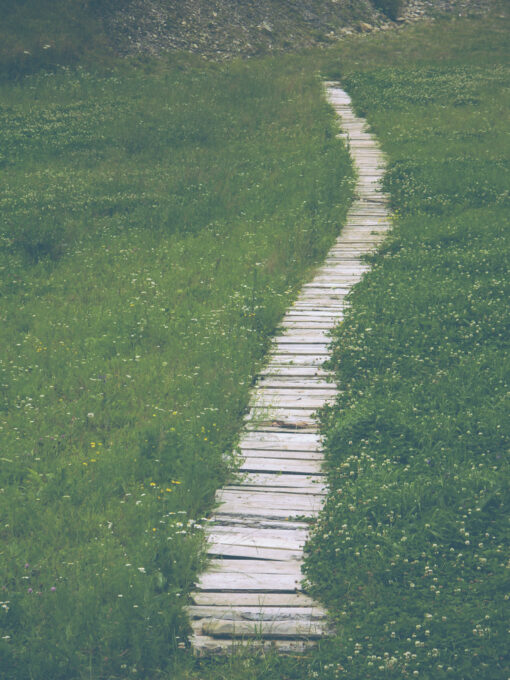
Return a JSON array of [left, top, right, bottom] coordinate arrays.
[[188, 83, 390, 654]]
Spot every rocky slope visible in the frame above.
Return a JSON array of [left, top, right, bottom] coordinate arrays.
[[103, 0, 494, 59]]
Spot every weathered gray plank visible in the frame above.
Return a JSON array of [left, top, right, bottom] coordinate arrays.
[[280, 322, 336, 330], [211, 516, 310, 530], [224, 487, 324, 501], [189, 606, 325, 621], [206, 543, 303, 561], [237, 448, 324, 460], [239, 432, 322, 448], [245, 416, 318, 429], [226, 485, 325, 498], [229, 472, 325, 488], [191, 592, 315, 607], [215, 504, 317, 520], [250, 394, 333, 409], [217, 491, 322, 513], [260, 364, 329, 377], [239, 458, 323, 474], [191, 635, 317, 655], [245, 420, 317, 432], [272, 335, 331, 344], [206, 528, 308, 547], [255, 387, 336, 396], [265, 355, 326, 366], [257, 379, 336, 390], [284, 311, 341, 319], [196, 571, 302, 592], [270, 343, 330, 355], [246, 408, 317, 421], [202, 619, 327, 639]]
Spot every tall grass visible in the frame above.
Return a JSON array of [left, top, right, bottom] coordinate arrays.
[[0, 0, 116, 80], [0, 53, 353, 678]]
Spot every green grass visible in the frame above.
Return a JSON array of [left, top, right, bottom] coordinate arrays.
[[302, 9, 510, 680], [0, 53, 353, 678]]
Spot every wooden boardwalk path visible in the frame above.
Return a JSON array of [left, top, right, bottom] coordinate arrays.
[[188, 83, 390, 655]]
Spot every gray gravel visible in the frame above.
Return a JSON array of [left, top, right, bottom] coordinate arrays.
[[103, 0, 497, 60]]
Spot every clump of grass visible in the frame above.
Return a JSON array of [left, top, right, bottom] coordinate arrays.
[[303, 9, 510, 680], [0, 51, 352, 678]]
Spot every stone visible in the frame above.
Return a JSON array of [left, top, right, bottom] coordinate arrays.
[[259, 21, 273, 34]]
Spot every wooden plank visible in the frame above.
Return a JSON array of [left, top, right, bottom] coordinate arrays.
[[348, 205, 387, 214], [189, 606, 326, 621], [230, 472, 325, 488], [225, 486, 325, 499], [295, 288, 349, 296], [245, 416, 323, 429], [237, 448, 324, 460], [302, 266, 353, 277], [252, 388, 335, 398], [312, 268, 368, 276], [256, 372, 327, 382], [322, 252, 371, 259], [207, 527, 308, 546], [265, 355, 326, 365], [279, 321, 338, 328], [296, 293, 347, 301], [249, 398, 331, 412], [246, 408, 317, 421], [207, 517, 310, 539], [217, 488, 323, 506], [215, 504, 317, 520], [191, 592, 315, 607], [239, 432, 322, 448], [234, 470, 326, 486], [281, 313, 340, 320], [202, 619, 326, 639], [216, 491, 322, 513], [257, 379, 336, 390], [250, 395, 333, 409], [343, 221, 389, 228], [227, 483, 325, 496], [282, 310, 342, 317], [229, 471, 325, 487], [191, 635, 317, 655], [206, 543, 303, 561], [206, 528, 308, 548], [302, 282, 352, 290], [285, 308, 341, 316], [272, 332, 331, 342], [239, 458, 323, 474], [270, 343, 329, 354], [196, 571, 302, 592], [289, 300, 345, 308], [210, 517, 309, 530]]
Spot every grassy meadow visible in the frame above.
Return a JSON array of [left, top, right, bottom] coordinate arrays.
[[1, 3, 509, 680], [303, 9, 510, 680], [0, 53, 353, 678]]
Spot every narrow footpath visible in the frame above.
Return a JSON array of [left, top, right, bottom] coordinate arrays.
[[188, 84, 391, 654]]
